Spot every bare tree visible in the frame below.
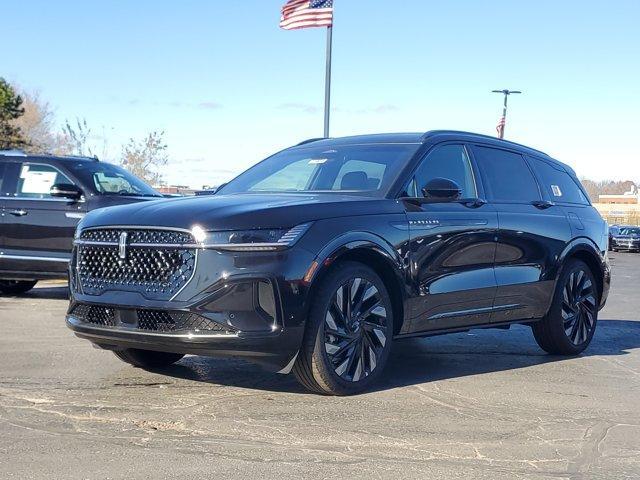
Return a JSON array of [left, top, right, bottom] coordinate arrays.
[[120, 131, 169, 185], [62, 118, 94, 157], [11, 89, 71, 154]]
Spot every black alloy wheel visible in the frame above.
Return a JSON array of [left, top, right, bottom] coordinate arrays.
[[532, 259, 599, 355], [293, 262, 393, 395], [561, 269, 597, 346], [323, 276, 389, 382]]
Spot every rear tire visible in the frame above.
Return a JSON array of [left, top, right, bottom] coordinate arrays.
[[293, 262, 393, 395], [0, 280, 37, 295], [114, 349, 184, 368], [532, 259, 598, 355]]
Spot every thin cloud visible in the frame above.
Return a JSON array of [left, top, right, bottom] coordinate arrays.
[[277, 103, 320, 114], [198, 101, 223, 110]]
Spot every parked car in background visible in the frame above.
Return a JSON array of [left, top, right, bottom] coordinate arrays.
[[66, 131, 610, 395], [0, 150, 164, 294], [610, 225, 640, 252], [608, 225, 619, 251]]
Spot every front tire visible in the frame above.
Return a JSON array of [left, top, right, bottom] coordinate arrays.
[[293, 262, 393, 395], [0, 280, 37, 295], [532, 259, 598, 355], [113, 349, 184, 368]]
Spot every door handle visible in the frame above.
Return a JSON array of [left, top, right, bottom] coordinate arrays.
[[532, 200, 555, 210], [9, 209, 28, 217]]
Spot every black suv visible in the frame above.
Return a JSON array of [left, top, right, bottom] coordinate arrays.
[[0, 150, 163, 294], [610, 225, 640, 252], [66, 131, 611, 395]]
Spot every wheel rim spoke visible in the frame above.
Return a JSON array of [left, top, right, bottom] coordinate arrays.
[[324, 277, 389, 382], [562, 268, 597, 346]]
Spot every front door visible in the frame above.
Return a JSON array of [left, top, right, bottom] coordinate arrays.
[[2, 162, 85, 276], [404, 144, 498, 334]]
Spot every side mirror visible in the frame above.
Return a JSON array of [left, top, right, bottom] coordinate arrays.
[[422, 178, 462, 200], [50, 183, 83, 200]]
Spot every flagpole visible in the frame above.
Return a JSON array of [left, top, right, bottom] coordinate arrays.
[[323, 25, 333, 138]]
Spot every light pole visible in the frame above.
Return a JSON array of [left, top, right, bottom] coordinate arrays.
[[492, 89, 521, 139]]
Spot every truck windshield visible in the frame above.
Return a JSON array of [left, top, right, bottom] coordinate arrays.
[[217, 143, 420, 197], [67, 161, 162, 197]]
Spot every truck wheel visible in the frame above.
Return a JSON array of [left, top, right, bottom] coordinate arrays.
[[0, 280, 37, 295]]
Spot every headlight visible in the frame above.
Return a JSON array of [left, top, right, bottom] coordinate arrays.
[[192, 223, 312, 252]]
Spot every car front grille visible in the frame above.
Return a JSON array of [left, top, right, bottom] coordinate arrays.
[[70, 304, 236, 334], [71, 304, 117, 327], [75, 228, 197, 300]]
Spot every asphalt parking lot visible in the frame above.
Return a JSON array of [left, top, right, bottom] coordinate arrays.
[[1, 254, 639, 480]]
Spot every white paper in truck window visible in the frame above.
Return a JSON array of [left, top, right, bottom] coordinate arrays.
[[21, 170, 57, 194]]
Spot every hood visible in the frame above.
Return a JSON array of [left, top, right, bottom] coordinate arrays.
[[81, 193, 403, 231]]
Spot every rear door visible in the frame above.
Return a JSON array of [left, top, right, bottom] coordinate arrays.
[[404, 143, 499, 334], [471, 145, 572, 323], [2, 161, 86, 276]]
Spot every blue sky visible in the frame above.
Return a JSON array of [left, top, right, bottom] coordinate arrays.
[[4, 0, 639, 187]]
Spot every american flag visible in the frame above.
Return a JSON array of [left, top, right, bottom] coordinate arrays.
[[280, 0, 334, 31], [496, 115, 506, 137]]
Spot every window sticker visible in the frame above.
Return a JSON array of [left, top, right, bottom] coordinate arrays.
[[551, 185, 563, 197], [308, 159, 327, 165]]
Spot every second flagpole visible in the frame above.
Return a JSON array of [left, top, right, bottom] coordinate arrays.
[[323, 25, 333, 138]]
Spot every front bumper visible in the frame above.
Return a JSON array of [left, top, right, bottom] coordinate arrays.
[[66, 244, 317, 372], [66, 315, 302, 372], [611, 240, 640, 251]]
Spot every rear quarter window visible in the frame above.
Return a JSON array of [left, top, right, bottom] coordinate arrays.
[[528, 156, 589, 205]]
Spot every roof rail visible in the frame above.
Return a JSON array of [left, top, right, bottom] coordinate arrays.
[[296, 137, 326, 146], [421, 130, 549, 157], [57, 154, 100, 161], [0, 149, 27, 157]]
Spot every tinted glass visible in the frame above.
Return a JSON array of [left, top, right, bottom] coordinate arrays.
[[620, 227, 640, 235], [0, 162, 5, 193], [410, 144, 476, 198], [528, 156, 589, 205], [66, 161, 161, 197], [218, 144, 420, 196], [473, 146, 540, 202], [14, 163, 73, 199]]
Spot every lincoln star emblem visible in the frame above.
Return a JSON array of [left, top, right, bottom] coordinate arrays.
[[118, 232, 128, 262]]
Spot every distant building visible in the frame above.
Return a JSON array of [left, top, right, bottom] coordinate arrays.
[[155, 185, 196, 196], [594, 184, 640, 225], [598, 185, 640, 205]]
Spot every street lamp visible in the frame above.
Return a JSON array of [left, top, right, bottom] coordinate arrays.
[[492, 89, 522, 139]]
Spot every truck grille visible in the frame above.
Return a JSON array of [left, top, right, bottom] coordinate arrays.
[[76, 228, 196, 300], [70, 304, 235, 334]]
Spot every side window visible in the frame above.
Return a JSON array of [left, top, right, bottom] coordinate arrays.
[[0, 162, 6, 193], [473, 146, 540, 202], [14, 163, 73, 199], [411, 144, 477, 198], [333, 160, 386, 191], [528, 156, 589, 205]]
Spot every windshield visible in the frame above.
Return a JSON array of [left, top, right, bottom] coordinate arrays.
[[66, 161, 162, 197], [620, 227, 640, 235], [217, 143, 420, 196]]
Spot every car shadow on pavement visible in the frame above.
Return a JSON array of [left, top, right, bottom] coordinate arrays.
[[155, 319, 640, 395]]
